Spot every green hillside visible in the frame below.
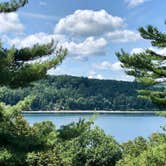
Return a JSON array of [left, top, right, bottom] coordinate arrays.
[[0, 75, 157, 111]]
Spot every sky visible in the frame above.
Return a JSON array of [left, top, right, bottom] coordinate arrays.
[[0, 0, 166, 81]]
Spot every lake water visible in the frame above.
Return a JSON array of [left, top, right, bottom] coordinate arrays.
[[23, 113, 166, 142]]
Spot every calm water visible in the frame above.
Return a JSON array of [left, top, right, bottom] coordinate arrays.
[[23, 113, 166, 142]]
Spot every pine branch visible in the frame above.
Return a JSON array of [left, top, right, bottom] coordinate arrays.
[[116, 21, 166, 108], [0, 47, 67, 87], [0, 0, 69, 88], [138, 90, 166, 109], [139, 25, 166, 48], [146, 49, 166, 60], [116, 49, 166, 83], [0, 0, 28, 13], [14, 40, 55, 61]]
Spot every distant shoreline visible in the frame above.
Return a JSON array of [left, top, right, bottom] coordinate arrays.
[[22, 110, 156, 114]]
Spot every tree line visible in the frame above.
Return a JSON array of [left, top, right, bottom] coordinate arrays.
[[0, 75, 158, 111], [0, 0, 165, 165]]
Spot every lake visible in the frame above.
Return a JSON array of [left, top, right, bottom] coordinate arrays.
[[23, 112, 166, 142]]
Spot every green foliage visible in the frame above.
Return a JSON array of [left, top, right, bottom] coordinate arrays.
[[71, 127, 122, 166], [0, 0, 67, 88], [116, 23, 166, 109], [0, 148, 13, 166], [0, 0, 28, 13], [0, 75, 157, 111], [115, 21, 166, 165], [116, 133, 166, 166], [138, 90, 166, 109], [26, 149, 63, 166], [0, 97, 165, 166], [0, 97, 62, 165], [139, 25, 166, 47], [0, 1, 165, 166], [0, 103, 123, 166], [0, 42, 67, 87], [121, 137, 148, 158], [0, 1, 67, 162], [58, 118, 94, 141], [156, 111, 166, 117]]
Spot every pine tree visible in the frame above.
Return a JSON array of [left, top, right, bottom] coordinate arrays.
[[116, 23, 166, 109], [0, 0, 67, 88], [0, 0, 28, 12], [0, 1, 67, 164]]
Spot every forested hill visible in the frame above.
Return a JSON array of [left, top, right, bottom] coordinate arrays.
[[0, 75, 157, 111]]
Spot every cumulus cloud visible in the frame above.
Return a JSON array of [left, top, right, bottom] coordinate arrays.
[[131, 47, 166, 56], [148, 47, 166, 56], [54, 10, 140, 42], [112, 74, 134, 81], [93, 61, 122, 71], [87, 70, 134, 81], [125, 0, 149, 7], [131, 48, 144, 54], [5, 33, 107, 60], [6, 32, 66, 48], [106, 30, 140, 42], [5, 9, 141, 60], [54, 9, 124, 37], [88, 71, 104, 80], [0, 12, 23, 33], [63, 37, 107, 57], [54, 9, 140, 43], [88, 74, 104, 80]]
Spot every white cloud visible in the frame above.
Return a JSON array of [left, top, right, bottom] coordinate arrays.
[[63, 37, 107, 57], [88, 71, 104, 80], [112, 62, 123, 70], [54, 9, 124, 37], [87, 69, 134, 81], [6, 33, 107, 59], [54, 9, 140, 43], [48, 67, 64, 75], [5, 9, 141, 61], [0, 12, 23, 33], [125, 0, 149, 7], [20, 12, 58, 21], [106, 30, 141, 42], [93, 61, 122, 71], [149, 47, 166, 56], [112, 74, 134, 81], [96, 74, 104, 80], [131, 48, 144, 54], [53, 9, 141, 59], [131, 47, 166, 56], [90, 74, 104, 80], [6, 32, 66, 48]]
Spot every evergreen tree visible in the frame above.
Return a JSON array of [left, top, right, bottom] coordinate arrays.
[[116, 23, 166, 109], [0, 0, 67, 88], [0, 1, 67, 165], [0, 0, 28, 13]]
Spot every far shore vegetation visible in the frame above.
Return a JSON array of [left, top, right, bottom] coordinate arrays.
[[0, 1, 165, 166], [0, 75, 159, 111]]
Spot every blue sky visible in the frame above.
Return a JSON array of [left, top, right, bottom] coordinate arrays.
[[1, 0, 165, 81]]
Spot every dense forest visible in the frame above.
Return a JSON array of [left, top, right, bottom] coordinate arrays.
[[0, 75, 158, 111], [0, 1, 165, 166]]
